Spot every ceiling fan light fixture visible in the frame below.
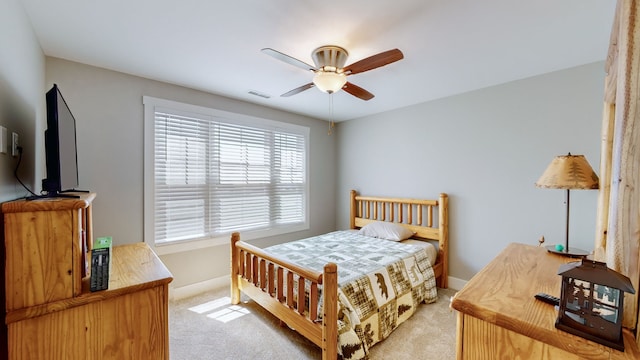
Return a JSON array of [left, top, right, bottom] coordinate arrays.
[[313, 71, 347, 94], [263, 45, 403, 100]]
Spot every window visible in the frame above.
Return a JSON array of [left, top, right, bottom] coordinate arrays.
[[143, 97, 309, 254]]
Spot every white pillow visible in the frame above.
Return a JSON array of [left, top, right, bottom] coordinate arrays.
[[358, 222, 414, 241]]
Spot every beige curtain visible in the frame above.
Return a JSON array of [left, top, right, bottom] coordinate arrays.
[[594, 0, 640, 342]]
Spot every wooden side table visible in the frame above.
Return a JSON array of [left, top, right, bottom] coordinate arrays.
[[5, 243, 173, 359], [451, 243, 640, 360]]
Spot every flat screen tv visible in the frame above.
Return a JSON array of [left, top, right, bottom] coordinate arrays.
[[42, 84, 80, 196]]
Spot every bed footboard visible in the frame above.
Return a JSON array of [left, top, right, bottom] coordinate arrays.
[[230, 232, 337, 360]]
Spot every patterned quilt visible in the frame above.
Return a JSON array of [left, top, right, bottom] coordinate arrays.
[[264, 230, 438, 360]]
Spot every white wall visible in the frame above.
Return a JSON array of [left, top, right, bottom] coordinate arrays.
[[0, 0, 45, 202], [336, 62, 605, 282], [45, 58, 337, 288]]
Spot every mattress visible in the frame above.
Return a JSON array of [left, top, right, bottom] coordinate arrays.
[[401, 238, 437, 267]]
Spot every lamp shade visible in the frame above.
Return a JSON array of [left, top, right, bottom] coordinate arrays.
[[535, 153, 599, 190], [313, 71, 347, 94]]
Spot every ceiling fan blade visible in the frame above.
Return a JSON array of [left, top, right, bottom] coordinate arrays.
[[343, 49, 404, 75], [343, 82, 374, 101], [261, 48, 317, 72], [281, 83, 315, 97]]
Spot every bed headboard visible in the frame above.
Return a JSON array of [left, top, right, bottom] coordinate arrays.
[[349, 189, 449, 287]]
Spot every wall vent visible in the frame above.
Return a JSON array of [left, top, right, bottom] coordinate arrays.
[[248, 90, 271, 99]]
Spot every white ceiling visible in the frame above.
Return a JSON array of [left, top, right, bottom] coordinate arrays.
[[19, 0, 616, 122]]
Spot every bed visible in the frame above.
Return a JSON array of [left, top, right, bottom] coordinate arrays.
[[230, 190, 449, 360]]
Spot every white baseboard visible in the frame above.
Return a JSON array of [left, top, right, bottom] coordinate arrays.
[[446, 276, 467, 291], [169, 276, 230, 301]]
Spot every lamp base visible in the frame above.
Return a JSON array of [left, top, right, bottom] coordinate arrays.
[[545, 245, 589, 258]]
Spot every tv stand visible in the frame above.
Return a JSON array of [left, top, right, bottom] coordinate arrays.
[[61, 189, 90, 194], [26, 189, 93, 200], [26, 192, 80, 201]]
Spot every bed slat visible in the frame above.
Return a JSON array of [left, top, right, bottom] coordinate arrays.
[[259, 259, 266, 290], [297, 278, 305, 315], [287, 272, 294, 308], [252, 256, 259, 287], [390, 202, 395, 222], [268, 263, 275, 295], [245, 252, 251, 279], [277, 267, 284, 302], [310, 283, 318, 321], [238, 250, 244, 278]]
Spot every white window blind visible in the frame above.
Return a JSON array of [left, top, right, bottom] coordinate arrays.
[[151, 106, 307, 246]]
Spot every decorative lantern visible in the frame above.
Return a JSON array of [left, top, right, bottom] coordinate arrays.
[[556, 259, 635, 351]]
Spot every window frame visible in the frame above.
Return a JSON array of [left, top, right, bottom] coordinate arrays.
[[143, 96, 310, 255]]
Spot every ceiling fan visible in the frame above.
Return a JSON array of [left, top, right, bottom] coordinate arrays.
[[261, 45, 404, 101]]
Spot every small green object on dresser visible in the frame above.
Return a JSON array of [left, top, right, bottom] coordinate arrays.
[[90, 236, 112, 292]]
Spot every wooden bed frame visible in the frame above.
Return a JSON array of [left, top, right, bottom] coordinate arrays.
[[230, 190, 449, 360]]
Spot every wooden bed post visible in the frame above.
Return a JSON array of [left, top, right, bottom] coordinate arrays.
[[322, 262, 338, 360], [230, 232, 241, 305], [438, 193, 449, 289], [350, 190, 357, 229]]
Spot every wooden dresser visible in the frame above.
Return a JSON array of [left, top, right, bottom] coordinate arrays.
[[451, 243, 640, 360], [1, 194, 173, 360]]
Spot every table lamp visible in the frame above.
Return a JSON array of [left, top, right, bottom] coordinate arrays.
[[535, 153, 599, 257]]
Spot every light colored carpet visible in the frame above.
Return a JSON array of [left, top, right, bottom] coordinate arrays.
[[169, 287, 457, 360]]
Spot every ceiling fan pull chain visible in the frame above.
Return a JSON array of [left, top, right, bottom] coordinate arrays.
[[328, 94, 335, 136]]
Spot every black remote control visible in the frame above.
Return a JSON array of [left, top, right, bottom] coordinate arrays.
[[534, 293, 560, 306]]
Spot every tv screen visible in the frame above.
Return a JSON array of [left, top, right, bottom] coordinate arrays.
[[42, 84, 80, 195]]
